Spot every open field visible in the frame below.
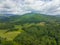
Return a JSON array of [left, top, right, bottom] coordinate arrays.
[[0, 30, 22, 41]]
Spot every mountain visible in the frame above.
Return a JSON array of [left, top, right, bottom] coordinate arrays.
[[0, 14, 17, 17], [0, 13, 60, 23], [0, 13, 60, 45], [9, 13, 60, 22]]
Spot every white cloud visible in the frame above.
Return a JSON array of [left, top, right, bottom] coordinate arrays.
[[0, 0, 60, 15]]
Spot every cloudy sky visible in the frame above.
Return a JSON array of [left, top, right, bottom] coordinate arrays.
[[0, 0, 60, 15]]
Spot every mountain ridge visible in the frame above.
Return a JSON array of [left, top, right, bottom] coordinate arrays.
[[0, 13, 60, 23]]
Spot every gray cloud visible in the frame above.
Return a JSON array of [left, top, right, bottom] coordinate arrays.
[[0, 0, 60, 15]]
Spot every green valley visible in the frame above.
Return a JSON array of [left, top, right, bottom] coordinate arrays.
[[0, 13, 60, 45]]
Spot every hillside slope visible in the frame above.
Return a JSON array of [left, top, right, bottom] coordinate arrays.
[[0, 13, 60, 45], [0, 13, 59, 23]]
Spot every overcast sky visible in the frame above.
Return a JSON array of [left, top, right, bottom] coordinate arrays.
[[0, 0, 60, 15]]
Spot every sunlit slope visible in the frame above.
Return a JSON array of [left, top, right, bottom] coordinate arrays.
[[6, 13, 60, 24]]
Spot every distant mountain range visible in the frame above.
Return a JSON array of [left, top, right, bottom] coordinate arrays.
[[0, 14, 17, 17], [0, 13, 60, 23]]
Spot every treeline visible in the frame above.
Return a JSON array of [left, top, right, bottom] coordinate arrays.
[[14, 22, 60, 45], [0, 22, 60, 45], [0, 13, 60, 45]]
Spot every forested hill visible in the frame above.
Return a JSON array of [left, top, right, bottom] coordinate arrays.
[[0, 13, 60, 45], [0, 13, 60, 23]]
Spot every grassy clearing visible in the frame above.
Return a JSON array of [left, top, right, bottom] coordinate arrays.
[[0, 30, 22, 41], [0, 30, 7, 37], [4, 31, 21, 40]]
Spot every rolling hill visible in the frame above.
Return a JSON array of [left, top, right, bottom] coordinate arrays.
[[0, 13, 60, 23], [0, 13, 60, 45]]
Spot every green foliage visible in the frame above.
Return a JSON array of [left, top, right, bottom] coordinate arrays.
[[14, 22, 60, 45], [0, 13, 60, 45]]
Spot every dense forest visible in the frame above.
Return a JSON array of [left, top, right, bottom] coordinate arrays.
[[0, 13, 60, 45]]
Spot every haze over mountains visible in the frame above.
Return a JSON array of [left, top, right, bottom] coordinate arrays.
[[0, 0, 60, 45], [0, 0, 60, 15], [0, 13, 60, 45]]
